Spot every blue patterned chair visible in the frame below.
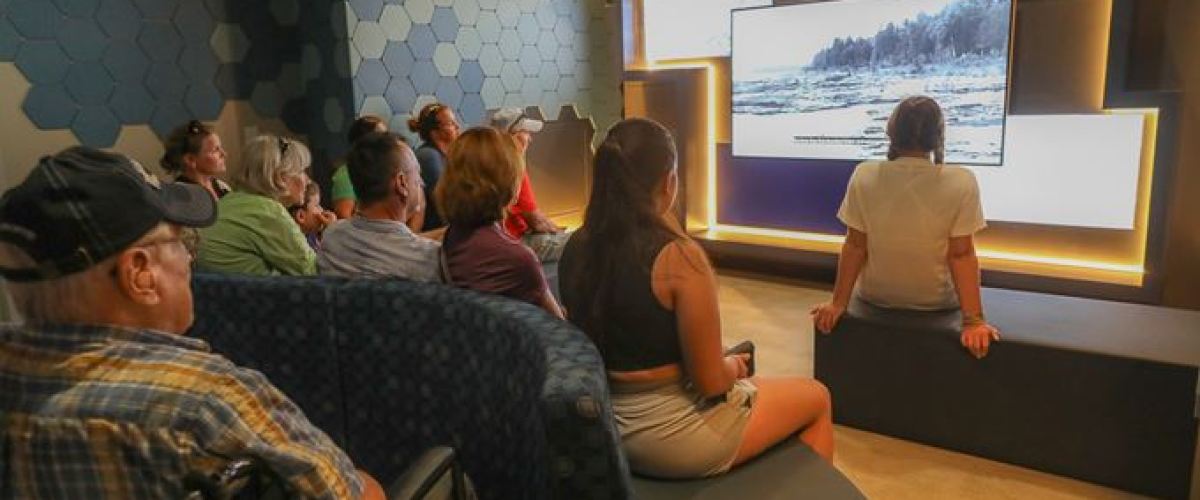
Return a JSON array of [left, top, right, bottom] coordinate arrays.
[[189, 273, 632, 500]]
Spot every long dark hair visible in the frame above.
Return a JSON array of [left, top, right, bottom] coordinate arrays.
[[570, 118, 684, 347], [886, 96, 946, 164]]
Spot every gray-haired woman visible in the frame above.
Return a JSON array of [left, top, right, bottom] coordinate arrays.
[[197, 135, 317, 276]]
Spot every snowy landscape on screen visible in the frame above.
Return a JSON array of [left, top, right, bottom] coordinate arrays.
[[733, 0, 1012, 165]]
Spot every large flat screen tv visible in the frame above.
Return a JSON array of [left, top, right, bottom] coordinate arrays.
[[732, 0, 1014, 165]]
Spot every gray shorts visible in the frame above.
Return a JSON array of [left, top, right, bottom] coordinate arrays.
[[610, 376, 757, 478]]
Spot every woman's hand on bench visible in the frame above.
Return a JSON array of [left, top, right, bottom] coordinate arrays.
[[810, 302, 846, 334], [961, 323, 1001, 359]]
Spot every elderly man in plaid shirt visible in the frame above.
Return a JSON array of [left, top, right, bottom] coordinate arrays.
[[0, 148, 384, 499]]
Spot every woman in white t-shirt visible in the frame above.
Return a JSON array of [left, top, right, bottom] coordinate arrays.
[[810, 96, 1001, 358]]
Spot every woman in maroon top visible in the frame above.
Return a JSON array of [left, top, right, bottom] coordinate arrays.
[[435, 127, 564, 318]]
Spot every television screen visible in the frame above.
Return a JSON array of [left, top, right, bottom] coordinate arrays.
[[732, 0, 1014, 165], [643, 0, 771, 62]]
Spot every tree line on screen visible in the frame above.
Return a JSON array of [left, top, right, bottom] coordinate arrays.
[[809, 0, 1010, 70]]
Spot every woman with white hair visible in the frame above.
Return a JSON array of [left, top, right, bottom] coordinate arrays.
[[197, 135, 317, 276]]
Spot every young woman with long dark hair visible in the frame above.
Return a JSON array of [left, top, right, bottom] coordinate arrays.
[[560, 118, 833, 478]]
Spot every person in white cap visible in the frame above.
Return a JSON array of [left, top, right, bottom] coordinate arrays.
[[488, 107, 570, 263]]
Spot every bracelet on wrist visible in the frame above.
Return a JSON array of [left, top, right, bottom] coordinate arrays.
[[962, 312, 987, 327]]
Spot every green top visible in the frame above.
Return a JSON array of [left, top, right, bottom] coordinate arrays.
[[196, 191, 317, 276], [331, 164, 357, 202]]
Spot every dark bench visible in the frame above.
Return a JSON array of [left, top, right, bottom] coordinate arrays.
[[632, 440, 864, 499], [815, 288, 1200, 499]]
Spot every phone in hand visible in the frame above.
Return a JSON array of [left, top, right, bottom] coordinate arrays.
[[724, 340, 756, 377]]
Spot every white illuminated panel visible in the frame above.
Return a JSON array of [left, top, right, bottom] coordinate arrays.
[[968, 113, 1145, 229], [643, 0, 770, 62]]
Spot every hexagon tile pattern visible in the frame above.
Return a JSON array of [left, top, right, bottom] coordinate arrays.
[[346, 0, 619, 137], [0, 0, 334, 147], [0, 0, 619, 154]]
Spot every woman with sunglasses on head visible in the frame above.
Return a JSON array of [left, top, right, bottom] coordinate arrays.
[[196, 136, 317, 276], [408, 102, 461, 231], [161, 120, 231, 200], [810, 96, 1000, 359]]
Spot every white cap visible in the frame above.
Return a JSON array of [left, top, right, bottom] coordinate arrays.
[[489, 107, 543, 134]]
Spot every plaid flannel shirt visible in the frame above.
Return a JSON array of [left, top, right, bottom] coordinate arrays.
[[0, 323, 363, 499]]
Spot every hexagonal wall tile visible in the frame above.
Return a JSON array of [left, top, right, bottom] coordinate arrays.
[[404, 0, 434, 24], [97, 0, 140, 38], [499, 60, 522, 92], [459, 92, 485, 126], [452, 0, 480, 26], [360, 94, 392, 119], [23, 85, 78, 129], [555, 45, 573, 72], [454, 26, 482, 60], [409, 59, 440, 94], [185, 82, 224, 120], [520, 77, 541, 106], [477, 43, 502, 76], [331, 1, 354, 38], [502, 92, 523, 108], [458, 60, 485, 93], [535, 2, 557, 29], [518, 45, 540, 76], [498, 29, 521, 59], [539, 92, 561, 120], [132, 0, 178, 19], [9, 0, 64, 40], [65, 61, 115, 106], [353, 21, 387, 59], [384, 78, 417, 114], [379, 5, 411, 41], [72, 106, 121, 147], [433, 43, 460, 76], [475, 10, 501, 43], [102, 39, 150, 83], [434, 77, 463, 109], [406, 24, 437, 60], [179, 44, 220, 81], [149, 101, 189, 138], [496, 2, 519, 28], [58, 18, 108, 62], [143, 61, 188, 100], [537, 30, 558, 60], [0, 20, 19, 60], [211, 23, 250, 63], [16, 41, 70, 84], [270, 0, 300, 25], [518, 0, 538, 14], [137, 21, 183, 62], [553, 17, 575, 46], [430, 7, 458, 42], [516, 15, 539, 44], [54, 0, 100, 17], [349, 0, 384, 22], [357, 58, 390, 95], [477, 0, 499, 9], [480, 76, 504, 108], [173, 1, 214, 43], [109, 83, 154, 124], [538, 61, 559, 91], [382, 41, 415, 78], [251, 82, 284, 117], [277, 63, 305, 99]]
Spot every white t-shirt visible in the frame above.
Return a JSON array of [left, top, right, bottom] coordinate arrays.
[[837, 157, 986, 310]]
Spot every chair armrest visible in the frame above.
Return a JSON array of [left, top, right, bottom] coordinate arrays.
[[387, 446, 474, 500]]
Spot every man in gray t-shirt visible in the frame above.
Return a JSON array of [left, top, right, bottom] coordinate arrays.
[[318, 133, 441, 282]]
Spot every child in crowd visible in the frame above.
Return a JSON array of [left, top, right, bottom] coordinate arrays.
[[291, 182, 337, 251]]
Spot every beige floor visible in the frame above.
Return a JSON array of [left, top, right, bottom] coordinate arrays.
[[714, 271, 1145, 500]]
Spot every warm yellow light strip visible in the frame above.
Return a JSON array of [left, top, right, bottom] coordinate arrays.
[[642, 0, 1152, 283], [645, 61, 719, 229]]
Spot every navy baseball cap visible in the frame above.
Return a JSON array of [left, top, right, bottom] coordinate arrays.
[[0, 147, 216, 282]]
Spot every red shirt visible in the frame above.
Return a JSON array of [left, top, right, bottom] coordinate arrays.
[[504, 173, 538, 238]]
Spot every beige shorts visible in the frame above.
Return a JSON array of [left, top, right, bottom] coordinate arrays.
[[609, 376, 757, 478]]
